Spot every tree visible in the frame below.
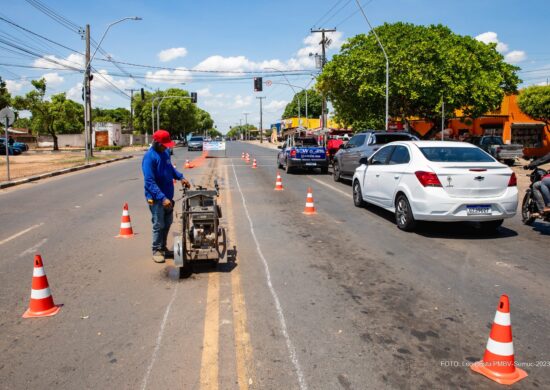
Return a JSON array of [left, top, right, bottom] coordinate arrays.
[[0, 76, 11, 111], [207, 128, 222, 138], [13, 79, 83, 150], [282, 89, 323, 119], [317, 22, 521, 133], [518, 85, 550, 125], [92, 107, 131, 128], [227, 124, 256, 139]]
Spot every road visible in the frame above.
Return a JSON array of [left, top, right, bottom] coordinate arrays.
[[1, 141, 549, 389]]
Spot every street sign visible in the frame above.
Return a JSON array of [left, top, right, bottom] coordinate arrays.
[[0, 107, 15, 127], [265, 80, 272, 87]]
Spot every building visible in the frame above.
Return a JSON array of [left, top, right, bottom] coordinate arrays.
[[92, 122, 122, 147]]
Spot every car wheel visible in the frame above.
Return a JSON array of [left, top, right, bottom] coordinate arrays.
[[320, 167, 329, 174], [353, 180, 366, 207], [333, 161, 342, 182], [395, 194, 416, 231], [277, 156, 283, 169], [285, 159, 294, 174], [521, 191, 536, 225], [479, 219, 503, 233]]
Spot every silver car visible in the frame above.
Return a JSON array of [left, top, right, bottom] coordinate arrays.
[[333, 131, 418, 181]]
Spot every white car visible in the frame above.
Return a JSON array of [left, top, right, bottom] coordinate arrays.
[[352, 141, 518, 231]]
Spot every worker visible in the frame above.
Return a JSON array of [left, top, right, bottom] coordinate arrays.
[[142, 130, 190, 263]]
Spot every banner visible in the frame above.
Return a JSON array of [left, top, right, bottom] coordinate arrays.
[[203, 141, 226, 151]]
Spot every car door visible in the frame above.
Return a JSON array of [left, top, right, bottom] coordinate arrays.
[[379, 145, 411, 207], [362, 145, 395, 204], [345, 134, 366, 174]]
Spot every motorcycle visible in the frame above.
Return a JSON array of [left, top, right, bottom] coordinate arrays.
[[521, 167, 550, 225]]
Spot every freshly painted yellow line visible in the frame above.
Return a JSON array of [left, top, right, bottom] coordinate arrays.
[[200, 272, 220, 390], [224, 165, 256, 390]]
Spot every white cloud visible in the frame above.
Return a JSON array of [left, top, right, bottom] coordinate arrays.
[[264, 100, 288, 113], [66, 82, 83, 102], [92, 69, 135, 90], [5, 79, 25, 93], [33, 53, 84, 70], [504, 50, 527, 64], [158, 47, 188, 62], [297, 31, 344, 58], [230, 95, 252, 109], [145, 67, 192, 84], [42, 72, 64, 87], [196, 88, 212, 97], [475, 32, 509, 53]]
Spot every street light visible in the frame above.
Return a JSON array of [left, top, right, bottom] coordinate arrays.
[[83, 16, 141, 163], [354, 0, 389, 131]]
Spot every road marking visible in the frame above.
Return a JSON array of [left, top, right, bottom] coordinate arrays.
[[224, 165, 256, 390], [200, 272, 220, 390], [141, 285, 179, 390], [18, 238, 48, 258], [0, 222, 44, 246], [307, 176, 352, 199], [231, 163, 308, 390]]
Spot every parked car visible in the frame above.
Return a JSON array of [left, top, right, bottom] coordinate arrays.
[[187, 136, 204, 151], [0, 142, 22, 155], [352, 141, 518, 232], [333, 131, 418, 181], [0, 137, 28, 152], [277, 136, 329, 174], [465, 135, 522, 166]]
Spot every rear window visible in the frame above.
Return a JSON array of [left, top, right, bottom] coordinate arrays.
[[374, 134, 415, 145], [420, 147, 495, 162], [190, 137, 203, 142], [481, 136, 503, 145], [295, 138, 318, 146]]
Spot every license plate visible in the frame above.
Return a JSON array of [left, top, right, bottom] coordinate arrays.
[[305, 162, 317, 166], [467, 205, 491, 215]]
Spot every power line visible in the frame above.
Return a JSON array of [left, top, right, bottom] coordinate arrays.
[[312, 0, 346, 28], [24, 0, 82, 34], [335, 0, 374, 28]]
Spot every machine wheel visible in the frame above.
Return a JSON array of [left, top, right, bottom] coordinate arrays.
[[333, 161, 342, 182], [521, 191, 536, 225], [217, 227, 227, 260], [395, 194, 416, 231], [353, 180, 366, 207]]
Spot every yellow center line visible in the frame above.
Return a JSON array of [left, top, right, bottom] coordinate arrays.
[[199, 270, 220, 389], [224, 164, 256, 389]]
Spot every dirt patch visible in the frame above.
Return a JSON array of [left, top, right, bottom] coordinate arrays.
[[0, 152, 120, 181]]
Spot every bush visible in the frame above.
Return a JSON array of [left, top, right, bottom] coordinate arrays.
[[95, 145, 122, 151]]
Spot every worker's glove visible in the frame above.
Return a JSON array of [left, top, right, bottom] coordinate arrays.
[[162, 198, 172, 209]]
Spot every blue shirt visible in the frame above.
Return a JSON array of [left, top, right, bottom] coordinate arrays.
[[142, 147, 184, 201]]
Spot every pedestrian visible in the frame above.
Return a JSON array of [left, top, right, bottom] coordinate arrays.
[[142, 130, 190, 263], [526, 151, 550, 214], [8, 136, 14, 146]]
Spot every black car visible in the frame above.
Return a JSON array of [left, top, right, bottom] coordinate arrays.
[[187, 136, 204, 151]]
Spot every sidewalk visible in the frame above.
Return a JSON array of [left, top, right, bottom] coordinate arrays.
[[242, 140, 280, 151]]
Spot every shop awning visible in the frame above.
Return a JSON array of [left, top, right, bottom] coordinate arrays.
[[511, 122, 546, 128]]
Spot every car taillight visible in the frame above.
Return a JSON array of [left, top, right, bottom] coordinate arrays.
[[290, 150, 297, 158], [415, 171, 442, 187], [508, 172, 517, 186]]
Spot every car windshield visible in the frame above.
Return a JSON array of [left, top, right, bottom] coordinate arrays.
[[481, 136, 503, 145], [420, 147, 495, 162], [374, 134, 414, 144], [295, 138, 318, 146], [189, 137, 203, 142]]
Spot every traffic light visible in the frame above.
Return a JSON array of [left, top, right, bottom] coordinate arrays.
[[191, 92, 197, 103], [254, 77, 263, 92], [140, 88, 145, 100]]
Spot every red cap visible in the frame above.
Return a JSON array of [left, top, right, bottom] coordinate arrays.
[[153, 130, 175, 148]]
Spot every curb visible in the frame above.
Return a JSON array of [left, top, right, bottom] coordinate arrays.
[[0, 155, 134, 189]]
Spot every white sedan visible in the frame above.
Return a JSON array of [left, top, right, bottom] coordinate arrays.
[[352, 141, 518, 231]]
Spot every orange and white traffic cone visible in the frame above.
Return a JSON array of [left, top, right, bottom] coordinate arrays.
[[116, 203, 135, 238], [246, 153, 250, 163], [241, 152, 245, 159], [22, 254, 61, 318], [470, 294, 528, 385], [252, 159, 257, 169], [303, 187, 317, 215], [184, 159, 192, 169], [274, 172, 284, 191]]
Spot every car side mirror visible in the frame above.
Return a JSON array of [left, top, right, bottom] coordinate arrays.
[[359, 157, 369, 165]]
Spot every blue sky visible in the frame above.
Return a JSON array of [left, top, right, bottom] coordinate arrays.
[[1, 0, 549, 133]]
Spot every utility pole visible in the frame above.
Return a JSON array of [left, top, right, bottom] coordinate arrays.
[[243, 112, 249, 140], [257, 97, 265, 143], [85, 25, 94, 158], [125, 89, 137, 133], [311, 28, 335, 135]]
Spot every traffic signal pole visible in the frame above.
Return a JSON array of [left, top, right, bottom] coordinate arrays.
[[257, 96, 265, 143]]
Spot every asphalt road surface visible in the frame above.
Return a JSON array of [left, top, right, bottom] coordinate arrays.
[[1, 142, 549, 389]]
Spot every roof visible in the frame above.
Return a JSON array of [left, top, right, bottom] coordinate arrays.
[[407, 140, 477, 147]]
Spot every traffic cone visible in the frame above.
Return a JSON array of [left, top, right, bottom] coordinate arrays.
[[241, 152, 245, 159], [116, 203, 135, 238], [274, 172, 284, 191], [184, 159, 192, 169], [303, 187, 317, 215], [246, 153, 250, 163], [23, 254, 61, 318], [252, 159, 257, 169], [470, 295, 527, 385]]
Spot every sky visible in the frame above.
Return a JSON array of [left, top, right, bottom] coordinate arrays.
[[1, 0, 549, 133]]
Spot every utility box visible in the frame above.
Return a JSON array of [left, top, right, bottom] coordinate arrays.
[[92, 122, 122, 147]]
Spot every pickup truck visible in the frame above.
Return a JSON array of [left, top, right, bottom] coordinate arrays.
[[466, 136, 523, 166], [277, 136, 329, 174]]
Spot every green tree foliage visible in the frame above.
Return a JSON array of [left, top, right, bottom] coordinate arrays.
[[92, 107, 130, 127], [12, 117, 32, 129], [0, 76, 11, 111], [12, 78, 83, 150], [207, 128, 222, 138], [518, 85, 550, 125], [317, 22, 521, 132], [282, 89, 323, 119], [226, 124, 256, 139]]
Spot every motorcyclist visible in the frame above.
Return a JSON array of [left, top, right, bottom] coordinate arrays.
[[525, 152, 550, 214]]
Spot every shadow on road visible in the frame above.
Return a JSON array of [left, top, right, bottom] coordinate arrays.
[[164, 245, 238, 280], [527, 221, 550, 236]]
